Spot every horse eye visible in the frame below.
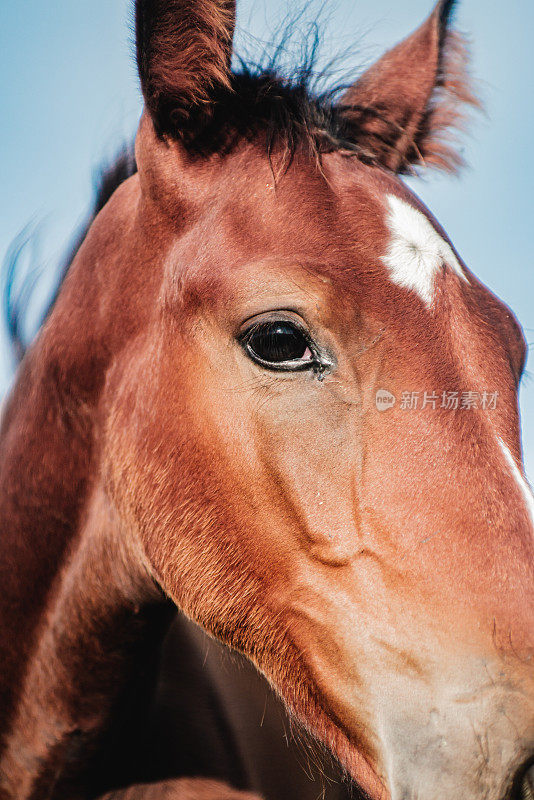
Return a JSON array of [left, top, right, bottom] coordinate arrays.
[[243, 321, 314, 369]]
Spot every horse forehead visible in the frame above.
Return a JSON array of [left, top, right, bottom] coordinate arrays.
[[326, 163, 466, 303], [271, 158, 466, 302], [175, 155, 468, 312]]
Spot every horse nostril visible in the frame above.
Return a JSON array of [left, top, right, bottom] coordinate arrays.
[[510, 761, 534, 800]]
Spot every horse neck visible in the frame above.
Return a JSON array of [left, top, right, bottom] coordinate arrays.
[[0, 338, 97, 728], [0, 177, 173, 798], [0, 347, 168, 797]]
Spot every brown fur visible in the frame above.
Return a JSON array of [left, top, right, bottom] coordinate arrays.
[[136, 0, 236, 135], [100, 778, 260, 799], [0, 2, 532, 800]]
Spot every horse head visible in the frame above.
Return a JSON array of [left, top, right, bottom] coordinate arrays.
[[1, 2, 532, 799], [104, 2, 534, 797]]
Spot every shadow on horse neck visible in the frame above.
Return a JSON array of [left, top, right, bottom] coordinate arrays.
[[1, 2, 534, 800]]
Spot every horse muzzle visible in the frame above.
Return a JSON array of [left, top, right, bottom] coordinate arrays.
[[372, 677, 534, 800]]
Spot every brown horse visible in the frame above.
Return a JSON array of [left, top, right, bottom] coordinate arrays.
[[1, 0, 533, 799]]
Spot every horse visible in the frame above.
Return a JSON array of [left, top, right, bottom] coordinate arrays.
[[1, 0, 533, 798]]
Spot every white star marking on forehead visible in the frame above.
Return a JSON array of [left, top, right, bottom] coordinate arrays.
[[382, 194, 468, 307]]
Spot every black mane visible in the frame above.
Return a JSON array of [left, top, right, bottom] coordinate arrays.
[[175, 65, 367, 162]]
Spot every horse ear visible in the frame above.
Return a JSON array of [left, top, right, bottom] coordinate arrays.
[[338, 0, 478, 174], [135, 0, 236, 137]]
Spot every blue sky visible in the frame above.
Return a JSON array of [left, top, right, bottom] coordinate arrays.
[[1, 0, 533, 476]]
